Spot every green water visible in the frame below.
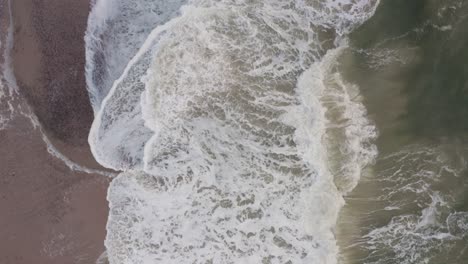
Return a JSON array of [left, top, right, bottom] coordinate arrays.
[[337, 0, 468, 263]]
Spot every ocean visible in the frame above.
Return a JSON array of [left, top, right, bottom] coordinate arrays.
[[83, 0, 468, 263], [337, 0, 468, 263]]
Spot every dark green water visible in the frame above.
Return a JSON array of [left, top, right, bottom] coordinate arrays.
[[337, 0, 468, 263]]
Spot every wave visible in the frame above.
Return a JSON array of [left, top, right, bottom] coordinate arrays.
[[87, 0, 380, 263], [85, 0, 188, 112], [351, 144, 468, 264]]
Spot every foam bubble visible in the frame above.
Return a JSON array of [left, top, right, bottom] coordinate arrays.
[[87, 0, 380, 263], [85, 0, 188, 112]]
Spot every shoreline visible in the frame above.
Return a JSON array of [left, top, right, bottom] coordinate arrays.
[[0, 0, 110, 263]]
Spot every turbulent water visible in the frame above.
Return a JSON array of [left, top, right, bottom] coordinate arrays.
[[84, 0, 468, 263], [85, 0, 188, 112], [336, 0, 468, 263], [86, 0, 379, 263]]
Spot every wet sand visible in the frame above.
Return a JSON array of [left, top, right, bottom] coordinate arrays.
[[12, 0, 94, 146], [0, 0, 110, 263], [0, 116, 109, 264]]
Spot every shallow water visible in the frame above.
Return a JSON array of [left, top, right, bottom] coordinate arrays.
[[337, 0, 468, 263]]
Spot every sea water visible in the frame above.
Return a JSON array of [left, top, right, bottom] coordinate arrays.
[[86, 0, 380, 263], [337, 0, 468, 263]]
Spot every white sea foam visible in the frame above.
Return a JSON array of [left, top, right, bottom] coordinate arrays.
[[0, 66, 10, 130], [0, 0, 17, 129], [85, 0, 188, 112], [2, 0, 17, 96], [87, 0, 380, 263], [95, 251, 109, 264]]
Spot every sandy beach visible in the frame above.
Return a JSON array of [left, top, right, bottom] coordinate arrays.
[[0, 0, 110, 263], [3, 0, 465, 263]]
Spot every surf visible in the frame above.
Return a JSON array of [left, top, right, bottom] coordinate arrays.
[[86, 0, 380, 263]]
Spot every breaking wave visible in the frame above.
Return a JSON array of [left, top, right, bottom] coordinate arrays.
[[86, 0, 379, 263]]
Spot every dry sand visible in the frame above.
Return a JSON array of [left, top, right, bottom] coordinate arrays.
[[0, 0, 111, 263]]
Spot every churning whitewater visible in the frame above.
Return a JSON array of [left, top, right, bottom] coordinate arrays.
[[85, 0, 379, 263]]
